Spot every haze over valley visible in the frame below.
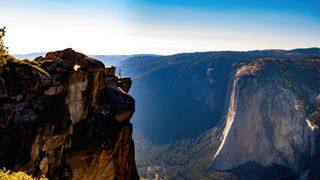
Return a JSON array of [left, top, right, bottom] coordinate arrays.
[[1, 0, 320, 179]]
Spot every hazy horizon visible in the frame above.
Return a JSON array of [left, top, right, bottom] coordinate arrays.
[[11, 47, 320, 57], [1, 0, 320, 55]]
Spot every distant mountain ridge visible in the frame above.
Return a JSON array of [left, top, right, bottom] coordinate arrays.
[[13, 52, 45, 60], [118, 47, 320, 144], [13, 52, 159, 66]]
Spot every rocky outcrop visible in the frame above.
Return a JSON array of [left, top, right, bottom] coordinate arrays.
[[211, 58, 320, 178], [0, 49, 139, 179]]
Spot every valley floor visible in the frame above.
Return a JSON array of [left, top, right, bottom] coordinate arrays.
[[134, 128, 237, 179]]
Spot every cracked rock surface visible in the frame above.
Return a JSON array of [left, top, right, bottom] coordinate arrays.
[[0, 49, 138, 180]]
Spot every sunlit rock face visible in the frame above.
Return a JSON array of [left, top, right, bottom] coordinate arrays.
[[118, 48, 320, 145], [0, 49, 138, 180], [211, 58, 320, 178]]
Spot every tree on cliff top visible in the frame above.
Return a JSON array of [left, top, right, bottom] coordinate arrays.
[[0, 26, 8, 55]]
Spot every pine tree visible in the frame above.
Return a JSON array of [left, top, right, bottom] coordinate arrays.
[[0, 26, 8, 54]]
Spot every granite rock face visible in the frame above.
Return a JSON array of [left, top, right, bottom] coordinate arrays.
[[0, 49, 139, 180], [211, 58, 320, 178]]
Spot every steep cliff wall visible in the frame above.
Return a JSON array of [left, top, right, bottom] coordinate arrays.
[[118, 48, 320, 145], [211, 58, 320, 178], [0, 49, 139, 179]]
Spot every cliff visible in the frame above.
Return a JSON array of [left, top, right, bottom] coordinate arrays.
[[211, 58, 320, 178], [118, 48, 320, 145], [0, 48, 139, 179]]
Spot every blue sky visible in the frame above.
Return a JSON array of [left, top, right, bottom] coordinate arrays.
[[1, 0, 320, 54]]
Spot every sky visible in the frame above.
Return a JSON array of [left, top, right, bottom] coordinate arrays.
[[1, 0, 320, 55]]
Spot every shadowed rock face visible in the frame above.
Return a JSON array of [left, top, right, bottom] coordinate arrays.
[[0, 49, 139, 180], [211, 58, 320, 177], [118, 48, 320, 145]]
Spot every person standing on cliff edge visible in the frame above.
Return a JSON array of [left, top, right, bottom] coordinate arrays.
[[119, 69, 122, 78]]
